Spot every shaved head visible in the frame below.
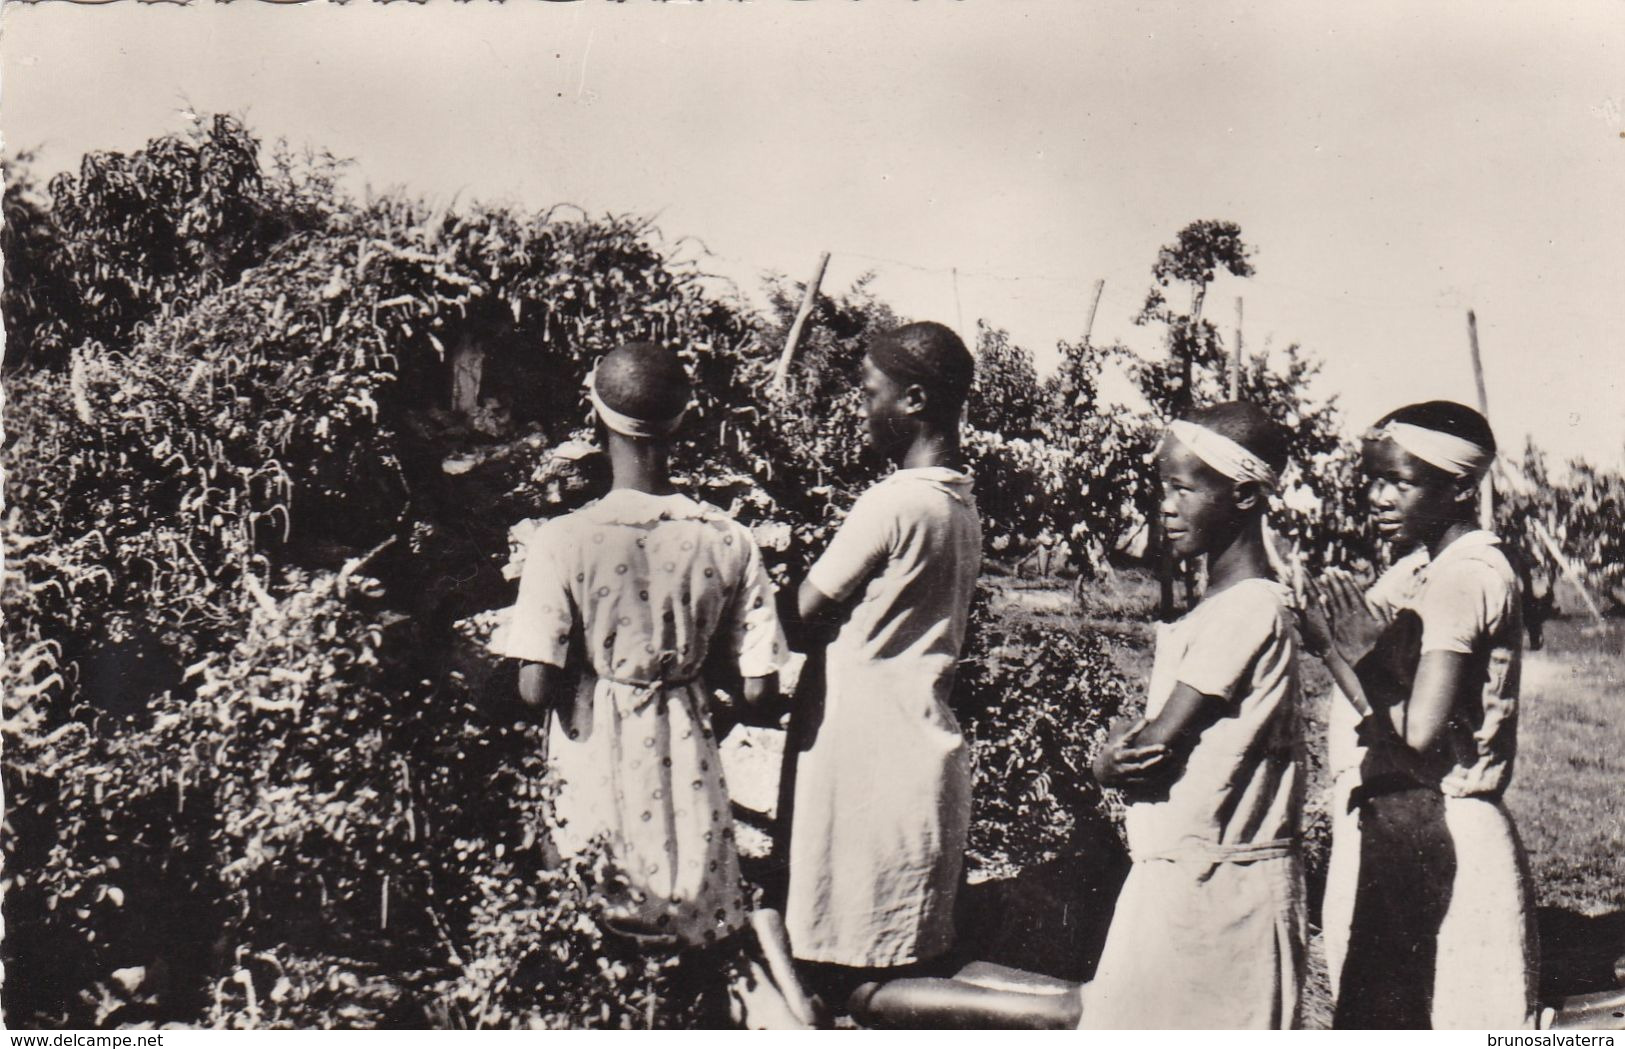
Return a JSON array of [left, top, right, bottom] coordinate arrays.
[[593, 342, 691, 428]]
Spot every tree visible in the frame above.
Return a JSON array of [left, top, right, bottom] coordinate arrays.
[[967, 322, 1042, 439], [1131, 220, 1254, 417], [1, 154, 77, 370], [27, 115, 285, 369], [1035, 337, 1161, 574]]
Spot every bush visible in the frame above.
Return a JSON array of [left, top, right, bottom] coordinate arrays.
[[956, 586, 1135, 873]]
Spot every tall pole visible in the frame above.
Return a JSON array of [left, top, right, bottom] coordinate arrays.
[[1466, 310, 1495, 530], [1082, 278, 1106, 347], [952, 267, 966, 344], [1231, 297, 1244, 400], [772, 251, 831, 392]]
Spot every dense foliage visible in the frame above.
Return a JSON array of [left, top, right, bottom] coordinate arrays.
[[957, 585, 1135, 869], [3, 117, 1617, 1030]]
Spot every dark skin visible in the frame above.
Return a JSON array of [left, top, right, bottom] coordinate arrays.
[[1092, 435, 1277, 793], [791, 355, 1075, 1028], [1299, 436, 1482, 761], [517, 427, 778, 733], [797, 356, 965, 630]]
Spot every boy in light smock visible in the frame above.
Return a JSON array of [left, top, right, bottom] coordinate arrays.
[[1086, 402, 1305, 1029], [786, 322, 982, 994]]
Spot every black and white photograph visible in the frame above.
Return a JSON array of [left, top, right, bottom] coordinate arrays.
[[2, 0, 1622, 1032]]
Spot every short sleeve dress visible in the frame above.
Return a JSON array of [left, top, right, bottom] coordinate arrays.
[[1320, 530, 1537, 1029], [492, 488, 789, 947], [1080, 578, 1306, 1030], [786, 466, 982, 968]]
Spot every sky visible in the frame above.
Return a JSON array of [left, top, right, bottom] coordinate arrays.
[[3, 1, 1622, 466]]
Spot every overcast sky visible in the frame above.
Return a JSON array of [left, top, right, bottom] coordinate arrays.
[[4, 1, 1622, 465]]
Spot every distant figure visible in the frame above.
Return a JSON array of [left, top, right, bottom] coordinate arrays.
[[1513, 550, 1555, 651], [493, 342, 788, 952], [1085, 402, 1306, 1029], [1306, 400, 1538, 1030], [786, 322, 982, 999]]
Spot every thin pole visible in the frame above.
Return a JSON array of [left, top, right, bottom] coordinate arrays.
[[1530, 517, 1607, 623], [952, 266, 966, 342], [1082, 278, 1106, 347], [1231, 297, 1244, 400], [1466, 310, 1495, 530], [772, 251, 831, 392]]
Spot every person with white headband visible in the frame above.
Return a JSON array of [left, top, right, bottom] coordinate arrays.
[[1304, 399, 1537, 1029], [492, 342, 798, 1022], [1081, 401, 1306, 1029]]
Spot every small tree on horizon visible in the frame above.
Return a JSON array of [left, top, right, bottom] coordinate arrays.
[[1131, 219, 1254, 418]]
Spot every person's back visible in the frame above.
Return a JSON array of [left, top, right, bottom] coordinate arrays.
[[818, 466, 980, 671], [509, 490, 782, 940], [495, 343, 787, 948]]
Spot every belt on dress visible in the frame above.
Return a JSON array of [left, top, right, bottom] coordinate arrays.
[[1135, 837, 1296, 866], [599, 668, 701, 715]]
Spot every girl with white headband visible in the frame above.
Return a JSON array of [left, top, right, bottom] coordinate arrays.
[[1304, 399, 1537, 1029], [492, 342, 799, 1021], [1082, 401, 1306, 1029]]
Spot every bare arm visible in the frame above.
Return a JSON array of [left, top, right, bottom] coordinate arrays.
[[1093, 685, 1221, 792], [518, 661, 570, 713], [797, 578, 842, 632], [1401, 650, 1471, 753], [518, 660, 591, 739], [731, 672, 782, 728], [1134, 683, 1224, 751], [1322, 648, 1377, 720]]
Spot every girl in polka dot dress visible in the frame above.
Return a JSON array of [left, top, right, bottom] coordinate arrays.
[[493, 343, 789, 948]]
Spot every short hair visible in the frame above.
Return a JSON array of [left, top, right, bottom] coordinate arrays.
[[594, 342, 691, 425], [1371, 400, 1496, 455], [1182, 400, 1290, 475], [867, 321, 975, 421]]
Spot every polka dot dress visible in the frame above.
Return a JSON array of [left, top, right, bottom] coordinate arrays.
[[494, 489, 788, 946]]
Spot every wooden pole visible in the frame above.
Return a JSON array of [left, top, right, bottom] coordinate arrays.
[[1466, 310, 1495, 530], [1470, 317, 1605, 621], [772, 251, 831, 392], [952, 266, 966, 343], [1231, 297, 1244, 400], [1082, 278, 1106, 347]]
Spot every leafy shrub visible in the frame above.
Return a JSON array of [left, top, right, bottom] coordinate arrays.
[[956, 586, 1135, 872]]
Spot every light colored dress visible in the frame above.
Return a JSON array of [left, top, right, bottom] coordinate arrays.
[[1081, 578, 1306, 1030], [1321, 530, 1538, 1029], [786, 466, 982, 968], [493, 488, 788, 947]]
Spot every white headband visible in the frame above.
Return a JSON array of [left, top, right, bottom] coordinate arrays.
[[1374, 421, 1491, 480], [1168, 420, 1280, 490], [589, 384, 686, 439]]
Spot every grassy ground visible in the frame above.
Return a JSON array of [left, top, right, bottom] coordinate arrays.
[[1504, 598, 1625, 997], [1507, 602, 1625, 914]]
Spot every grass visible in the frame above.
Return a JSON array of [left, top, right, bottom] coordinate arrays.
[[1503, 595, 1625, 999], [1505, 599, 1625, 916]]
